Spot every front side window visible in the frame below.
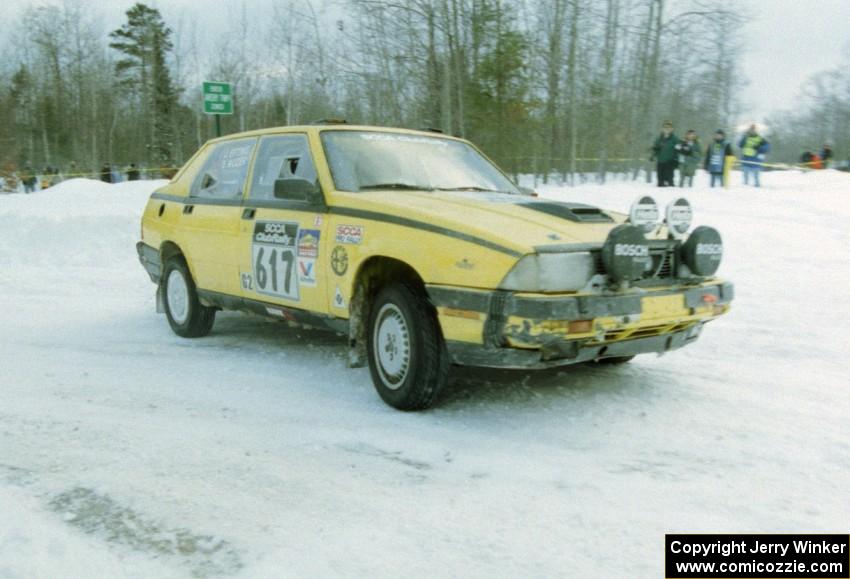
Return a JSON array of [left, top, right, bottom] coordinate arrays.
[[190, 138, 257, 199], [248, 134, 318, 201], [320, 131, 520, 194]]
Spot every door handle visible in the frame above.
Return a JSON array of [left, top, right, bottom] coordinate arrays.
[[242, 208, 256, 220], [183, 205, 194, 215]]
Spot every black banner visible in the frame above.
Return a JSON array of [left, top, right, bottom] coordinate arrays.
[[665, 534, 849, 578]]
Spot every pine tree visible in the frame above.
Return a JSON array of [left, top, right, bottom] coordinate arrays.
[[109, 3, 178, 166]]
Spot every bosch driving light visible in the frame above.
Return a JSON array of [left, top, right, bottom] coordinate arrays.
[[629, 196, 660, 233], [601, 224, 651, 283], [665, 197, 693, 238], [681, 226, 723, 276]]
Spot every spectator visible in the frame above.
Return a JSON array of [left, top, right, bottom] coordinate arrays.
[[40, 166, 52, 190], [810, 152, 823, 170], [21, 165, 37, 193], [800, 150, 814, 167], [704, 129, 733, 188], [738, 124, 769, 187], [650, 120, 680, 187], [820, 144, 833, 169], [50, 166, 61, 186], [0, 162, 18, 192], [677, 129, 701, 187], [127, 163, 141, 181], [100, 163, 113, 183]]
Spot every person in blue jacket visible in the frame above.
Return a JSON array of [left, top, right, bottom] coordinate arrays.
[[704, 129, 733, 187], [738, 124, 769, 187]]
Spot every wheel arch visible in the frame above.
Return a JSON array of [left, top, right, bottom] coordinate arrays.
[[159, 240, 185, 264], [347, 255, 433, 368]]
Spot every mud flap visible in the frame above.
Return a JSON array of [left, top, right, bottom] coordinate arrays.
[[347, 283, 367, 368], [156, 282, 165, 314]]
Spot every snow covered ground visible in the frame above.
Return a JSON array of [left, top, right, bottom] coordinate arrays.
[[1, 170, 849, 578]]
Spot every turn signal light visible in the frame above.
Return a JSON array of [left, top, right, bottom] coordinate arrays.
[[702, 293, 718, 304]]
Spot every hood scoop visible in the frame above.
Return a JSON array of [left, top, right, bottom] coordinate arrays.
[[515, 201, 614, 223]]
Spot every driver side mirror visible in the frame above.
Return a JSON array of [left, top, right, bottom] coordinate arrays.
[[274, 178, 323, 204], [519, 186, 538, 197]]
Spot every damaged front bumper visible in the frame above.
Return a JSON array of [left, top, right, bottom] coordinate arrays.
[[427, 281, 734, 369]]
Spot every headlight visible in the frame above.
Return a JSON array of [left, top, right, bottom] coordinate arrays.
[[629, 195, 660, 233], [499, 252, 595, 292], [665, 197, 692, 238]]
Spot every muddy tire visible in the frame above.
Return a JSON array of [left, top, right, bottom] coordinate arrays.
[[366, 283, 449, 410]]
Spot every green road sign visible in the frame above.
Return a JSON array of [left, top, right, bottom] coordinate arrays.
[[202, 81, 233, 115]]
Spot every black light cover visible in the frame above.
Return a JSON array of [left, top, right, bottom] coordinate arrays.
[[602, 224, 652, 282], [681, 226, 723, 276]]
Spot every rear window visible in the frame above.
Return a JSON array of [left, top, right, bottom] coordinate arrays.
[[190, 138, 257, 199]]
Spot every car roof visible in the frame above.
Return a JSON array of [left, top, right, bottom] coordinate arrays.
[[205, 124, 468, 145]]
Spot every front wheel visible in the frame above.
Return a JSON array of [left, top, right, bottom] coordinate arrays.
[[162, 257, 216, 338], [367, 283, 449, 410]]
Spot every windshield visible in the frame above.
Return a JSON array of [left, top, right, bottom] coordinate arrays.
[[320, 130, 520, 194]]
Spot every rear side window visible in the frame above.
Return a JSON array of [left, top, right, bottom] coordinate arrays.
[[248, 134, 318, 201], [191, 138, 257, 199]]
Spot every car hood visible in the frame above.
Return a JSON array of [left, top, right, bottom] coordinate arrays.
[[331, 190, 627, 254]]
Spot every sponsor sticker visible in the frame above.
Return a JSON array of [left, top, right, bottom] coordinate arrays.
[[313, 214, 323, 227], [333, 286, 346, 309], [298, 258, 317, 287], [359, 133, 449, 147], [614, 243, 649, 257], [335, 224, 364, 245], [297, 229, 320, 258], [696, 243, 723, 256], [331, 245, 349, 276]]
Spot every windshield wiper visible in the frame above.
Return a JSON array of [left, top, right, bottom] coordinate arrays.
[[434, 186, 512, 193], [358, 183, 433, 191]]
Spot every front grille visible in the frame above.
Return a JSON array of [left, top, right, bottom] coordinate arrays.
[[648, 246, 675, 278], [598, 321, 695, 344]]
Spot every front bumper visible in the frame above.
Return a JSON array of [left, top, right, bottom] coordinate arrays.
[[427, 281, 733, 369]]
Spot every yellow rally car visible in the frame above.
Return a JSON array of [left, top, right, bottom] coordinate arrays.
[[137, 123, 733, 410]]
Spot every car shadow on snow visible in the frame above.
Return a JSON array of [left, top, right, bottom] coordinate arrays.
[[438, 361, 656, 411], [207, 313, 653, 411], [124, 308, 657, 410]]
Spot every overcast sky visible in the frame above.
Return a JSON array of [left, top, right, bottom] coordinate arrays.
[[4, 0, 849, 122]]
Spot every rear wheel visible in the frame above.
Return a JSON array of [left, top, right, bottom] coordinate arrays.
[[162, 257, 216, 338], [367, 283, 448, 410]]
